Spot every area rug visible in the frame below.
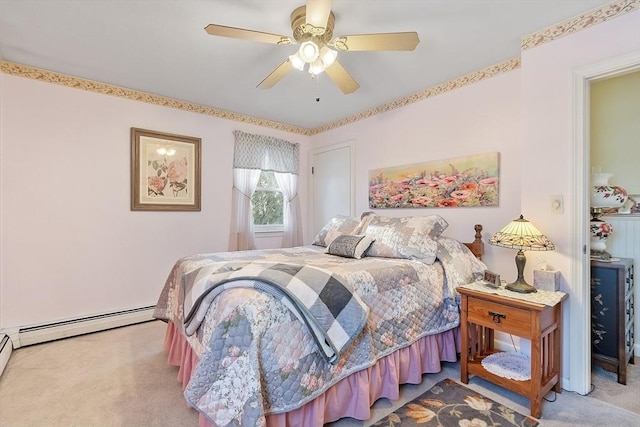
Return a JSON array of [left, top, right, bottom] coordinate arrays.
[[371, 378, 538, 427]]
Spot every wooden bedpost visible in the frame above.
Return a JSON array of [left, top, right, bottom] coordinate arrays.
[[464, 224, 484, 260]]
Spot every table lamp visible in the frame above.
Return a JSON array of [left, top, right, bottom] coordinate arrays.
[[489, 215, 555, 293]]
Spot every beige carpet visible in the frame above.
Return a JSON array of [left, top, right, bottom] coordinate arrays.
[[0, 320, 638, 427], [590, 361, 640, 414], [0, 321, 197, 426]]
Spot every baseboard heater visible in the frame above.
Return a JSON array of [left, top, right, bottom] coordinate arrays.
[[0, 334, 12, 377], [13, 305, 156, 349]]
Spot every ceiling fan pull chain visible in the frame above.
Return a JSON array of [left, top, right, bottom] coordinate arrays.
[[315, 73, 321, 103]]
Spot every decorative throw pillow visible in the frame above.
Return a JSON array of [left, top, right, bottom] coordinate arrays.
[[363, 214, 449, 264], [325, 234, 375, 259], [312, 215, 362, 247]]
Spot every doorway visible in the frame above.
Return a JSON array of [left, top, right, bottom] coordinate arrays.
[[572, 52, 640, 395]]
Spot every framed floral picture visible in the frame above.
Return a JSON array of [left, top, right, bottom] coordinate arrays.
[[130, 128, 201, 211], [368, 152, 499, 209]]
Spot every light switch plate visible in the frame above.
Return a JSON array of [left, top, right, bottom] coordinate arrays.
[[551, 195, 563, 214]]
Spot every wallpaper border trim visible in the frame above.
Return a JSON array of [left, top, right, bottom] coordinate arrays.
[[0, 58, 519, 136], [0, 61, 310, 136], [310, 58, 521, 135], [522, 0, 639, 50]]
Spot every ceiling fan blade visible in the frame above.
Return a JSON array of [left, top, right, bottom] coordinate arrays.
[[257, 60, 294, 89], [333, 32, 419, 51], [324, 60, 359, 94], [305, 0, 333, 34], [204, 24, 292, 45]]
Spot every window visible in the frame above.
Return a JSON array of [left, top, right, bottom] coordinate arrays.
[[231, 130, 301, 250], [252, 170, 283, 232]]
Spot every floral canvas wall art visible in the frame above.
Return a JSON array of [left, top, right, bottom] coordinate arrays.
[[368, 152, 499, 209], [131, 128, 201, 211]]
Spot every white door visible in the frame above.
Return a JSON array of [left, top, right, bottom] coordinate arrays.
[[312, 142, 355, 237]]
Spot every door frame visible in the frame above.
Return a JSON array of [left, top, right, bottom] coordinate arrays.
[[571, 52, 640, 395]]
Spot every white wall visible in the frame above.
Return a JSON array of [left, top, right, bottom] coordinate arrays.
[[0, 74, 310, 329], [310, 70, 524, 277]]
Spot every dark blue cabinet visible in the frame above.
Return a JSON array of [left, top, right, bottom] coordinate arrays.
[[591, 258, 635, 384]]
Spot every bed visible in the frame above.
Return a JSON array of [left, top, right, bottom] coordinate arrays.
[[153, 213, 486, 427]]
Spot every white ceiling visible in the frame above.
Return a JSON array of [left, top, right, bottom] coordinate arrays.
[[0, 0, 613, 130]]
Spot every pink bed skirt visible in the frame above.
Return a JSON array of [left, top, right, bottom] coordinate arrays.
[[163, 321, 461, 427]]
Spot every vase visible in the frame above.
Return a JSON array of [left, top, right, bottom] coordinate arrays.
[[591, 172, 628, 208], [590, 217, 612, 252], [589, 172, 627, 259]]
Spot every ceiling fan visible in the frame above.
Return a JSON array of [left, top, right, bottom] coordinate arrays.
[[204, 0, 419, 94]]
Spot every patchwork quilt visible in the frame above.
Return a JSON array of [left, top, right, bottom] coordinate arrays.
[[153, 243, 485, 427], [182, 260, 369, 364]]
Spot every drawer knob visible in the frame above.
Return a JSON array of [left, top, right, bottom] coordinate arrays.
[[489, 310, 506, 323]]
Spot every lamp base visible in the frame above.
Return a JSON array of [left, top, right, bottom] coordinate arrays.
[[507, 249, 537, 293], [590, 249, 613, 260], [506, 279, 537, 294]]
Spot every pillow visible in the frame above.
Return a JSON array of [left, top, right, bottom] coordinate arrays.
[[363, 214, 449, 264], [436, 236, 487, 290], [312, 215, 362, 247], [325, 234, 375, 259], [359, 211, 376, 231]]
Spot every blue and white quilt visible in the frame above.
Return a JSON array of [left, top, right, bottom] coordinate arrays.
[[182, 260, 369, 364]]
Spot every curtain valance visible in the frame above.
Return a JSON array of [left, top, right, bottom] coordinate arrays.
[[233, 130, 299, 175]]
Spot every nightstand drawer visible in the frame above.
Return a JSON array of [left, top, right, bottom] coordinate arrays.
[[466, 296, 531, 337]]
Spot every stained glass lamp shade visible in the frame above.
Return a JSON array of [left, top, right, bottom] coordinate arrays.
[[489, 215, 555, 293]]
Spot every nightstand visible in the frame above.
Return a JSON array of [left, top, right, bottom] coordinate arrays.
[[458, 285, 567, 419]]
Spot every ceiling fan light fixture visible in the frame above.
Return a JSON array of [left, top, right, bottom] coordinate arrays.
[[289, 52, 305, 71], [319, 45, 337, 67], [299, 40, 319, 62], [308, 58, 325, 75], [205, 3, 418, 94]]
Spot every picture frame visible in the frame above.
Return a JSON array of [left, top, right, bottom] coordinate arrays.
[[483, 270, 501, 288], [131, 127, 201, 211]]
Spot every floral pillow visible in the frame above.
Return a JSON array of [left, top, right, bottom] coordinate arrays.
[[312, 215, 363, 247], [363, 214, 449, 264], [325, 234, 376, 259]]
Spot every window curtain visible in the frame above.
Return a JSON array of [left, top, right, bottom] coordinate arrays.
[[228, 168, 261, 251], [274, 171, 303, 248], [229, 130, 302, 250]]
